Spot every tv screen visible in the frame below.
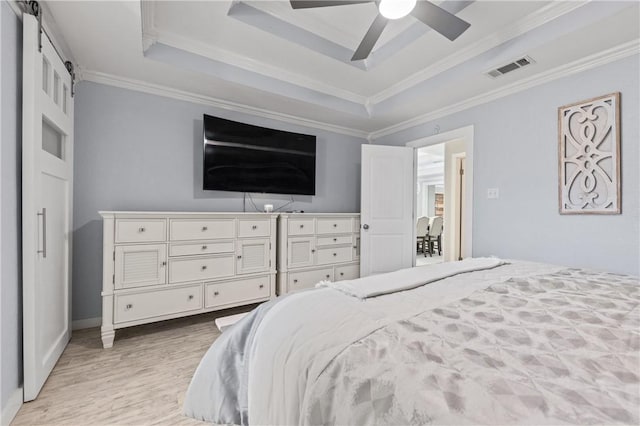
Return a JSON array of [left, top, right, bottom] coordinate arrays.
[[202, 115, 316, 195]]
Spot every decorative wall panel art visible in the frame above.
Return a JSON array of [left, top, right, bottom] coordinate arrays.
[[558, 92, 621, 214]]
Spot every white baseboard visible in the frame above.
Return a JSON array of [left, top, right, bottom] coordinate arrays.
[[72, 317, 102, 330], [1, 387, 23, 426]]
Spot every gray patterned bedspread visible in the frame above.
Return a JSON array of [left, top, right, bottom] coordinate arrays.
[[304, 269, 640, 425]]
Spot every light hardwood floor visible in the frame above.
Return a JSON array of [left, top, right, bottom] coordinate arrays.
[[12, 306, 254, 425]]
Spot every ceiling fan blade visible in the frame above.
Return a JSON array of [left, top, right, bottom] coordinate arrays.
[[411, 1, 471, 41], [290, 1, 372, 9], [351, 14, 388, 61]]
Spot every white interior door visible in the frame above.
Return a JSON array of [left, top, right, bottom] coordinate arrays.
[[22, 14, 74, 401], [360, 145, 414, 277]]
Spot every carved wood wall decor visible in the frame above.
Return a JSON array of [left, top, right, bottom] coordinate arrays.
[[558, 92, 621, 214]]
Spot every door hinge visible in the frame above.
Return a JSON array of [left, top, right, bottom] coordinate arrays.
[[112, 274, 115, 284], [113, 251, 115, 261], [460, 167, 465, 176]]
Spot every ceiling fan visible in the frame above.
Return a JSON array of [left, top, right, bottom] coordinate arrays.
[[289, 0, 471, 61]]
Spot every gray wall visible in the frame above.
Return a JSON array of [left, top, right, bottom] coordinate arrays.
[[1, 0, 23, 412], [73, 81, 366, 320], [376, 55, 639, 276]]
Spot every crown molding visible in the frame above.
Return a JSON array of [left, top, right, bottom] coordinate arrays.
[[78, 38, 639, 143], [79, 69, 370, 139], [368, 0, 588, 105], [369, 39, 640, 140]]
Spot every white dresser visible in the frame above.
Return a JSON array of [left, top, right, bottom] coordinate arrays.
[[277, 213, 360, 294], [100, 212, 277, 348]]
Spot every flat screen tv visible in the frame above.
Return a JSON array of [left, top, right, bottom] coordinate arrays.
[[203, 115, 316, 195]]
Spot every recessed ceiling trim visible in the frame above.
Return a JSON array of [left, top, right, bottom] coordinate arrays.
[[369, 39, 640, 140], [368, 0, 588, 105], [148, 30, 368, 106], [78, 69, 370, 139], [145, 41, 370, 117]]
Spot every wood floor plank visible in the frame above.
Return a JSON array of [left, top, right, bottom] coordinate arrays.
[[12, 306, 254, 425]]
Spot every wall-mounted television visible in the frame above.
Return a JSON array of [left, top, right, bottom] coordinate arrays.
[[203, 115, 316, 195]]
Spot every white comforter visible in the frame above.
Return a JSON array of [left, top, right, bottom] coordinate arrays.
[[184, 260, 640, 425]]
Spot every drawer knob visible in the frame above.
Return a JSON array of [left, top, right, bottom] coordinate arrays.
[[201, 265, 207, 270], [333, 253, 337, 257], [188, 295, 194, 300], [340, 272, 344, 276], [138, 227, 145, 232], [259, 284, 264, 289], [237, 255, 242, 259], [125, 303, 133, 310], [293, 279, 298, 283], [202, 245, 207, 250], [161, 261, 166, 267], [202, 226, 208, 231], [252, 225, 257, 230], [213, 291, 219, 296], [311, 249, 315, 253], [333, 224, 337, 227], [353, 246, 357, 249], [326, 274, 330, 279], [299, 224, 304, 228], [333, 238, 337, 242]]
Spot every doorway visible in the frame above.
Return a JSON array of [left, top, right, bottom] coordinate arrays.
[[407, 126, 474, 266], [415, 144, 445, 266]]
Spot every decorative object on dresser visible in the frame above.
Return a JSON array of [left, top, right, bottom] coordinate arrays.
[[558, 92, 621, 214], [277, 213, 360, 294], [100, 212, 278, 348]]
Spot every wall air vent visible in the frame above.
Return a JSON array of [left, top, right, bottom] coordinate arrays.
[[486, 56, 535, 78]]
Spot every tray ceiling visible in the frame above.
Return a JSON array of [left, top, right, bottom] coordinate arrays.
[[44, 0, 640, 139]]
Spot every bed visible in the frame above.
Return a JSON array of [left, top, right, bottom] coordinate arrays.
[[183, 258, 639, 425]]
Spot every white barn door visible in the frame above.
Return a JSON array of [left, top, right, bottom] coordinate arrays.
[[22, 13, 74, 401], [360, 145, 414, 277]]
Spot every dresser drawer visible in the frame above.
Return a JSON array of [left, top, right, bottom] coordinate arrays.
[[316, 235, 352, 246], [335, 264, 360, 281], [169, 254, 235, 283], [288, 218, 315, 236], [170, 219, 235, 241], [238, 219, 271, 238], [316, 246, 352, 265], [169, 241, 234, 257], [114, 284, 202, 324], [115, 219, 166, 243], [317, 218, 352, 235], [205, 276, 270, 309], [288, 268, 333, 292]]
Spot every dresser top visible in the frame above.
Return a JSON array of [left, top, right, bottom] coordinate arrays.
[[278, 213, 360, 217], [99, 211, 360, 218], [99, 211, 280, 218]]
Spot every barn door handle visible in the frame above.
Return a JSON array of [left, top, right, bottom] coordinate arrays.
[[37, 208, 47, 258]]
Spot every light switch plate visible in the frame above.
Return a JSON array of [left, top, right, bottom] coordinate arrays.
[[487, 188, 499, 199]]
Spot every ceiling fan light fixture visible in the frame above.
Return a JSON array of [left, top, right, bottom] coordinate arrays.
[[378, 0, 417, 20]]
